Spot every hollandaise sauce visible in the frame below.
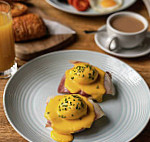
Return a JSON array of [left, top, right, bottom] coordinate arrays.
[[45, 94, 95, 142], [65, 63, 106, 102]]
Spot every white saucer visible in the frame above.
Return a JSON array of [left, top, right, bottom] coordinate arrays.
[[95, 25, 150, 58]]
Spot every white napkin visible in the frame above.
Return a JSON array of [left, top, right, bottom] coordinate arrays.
[[44, 19, 76, 35]]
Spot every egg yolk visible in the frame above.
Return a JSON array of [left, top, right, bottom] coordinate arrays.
[[69, 63, 99, 85], [57, 94, 87, 120], [100, 0, 117, 8]]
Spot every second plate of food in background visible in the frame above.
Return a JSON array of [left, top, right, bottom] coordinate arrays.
[[46, 0, 137, 16]]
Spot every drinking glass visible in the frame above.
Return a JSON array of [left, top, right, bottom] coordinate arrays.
[[0, 1, 17, 78]]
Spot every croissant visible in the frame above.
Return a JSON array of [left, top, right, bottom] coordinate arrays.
[[0, 0, 27, 2], [13, 13, 47, 42], [11, 2, 28, 17]]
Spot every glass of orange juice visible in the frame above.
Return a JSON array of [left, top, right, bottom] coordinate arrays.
[[0, 1, 17, 78]]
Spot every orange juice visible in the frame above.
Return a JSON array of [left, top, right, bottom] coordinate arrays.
[[0, 12, 15, 71]]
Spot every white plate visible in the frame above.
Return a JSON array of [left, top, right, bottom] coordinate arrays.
[[95, 25, 150, 58], [46, 0, 137, 16], [3, 50, 150, 142]]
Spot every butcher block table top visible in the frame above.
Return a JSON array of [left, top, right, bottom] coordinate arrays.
[[0, 0, 150, 141]]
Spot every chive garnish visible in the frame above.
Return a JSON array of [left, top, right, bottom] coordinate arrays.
[[81, 102, 84, 108], [89, 66, 92, 70], [96, 85, 99, 89], [76, 105, 78, 109], [93, 70, 95, 75]]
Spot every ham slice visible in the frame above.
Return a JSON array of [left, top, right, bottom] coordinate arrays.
[[45, 120, 51, 127]]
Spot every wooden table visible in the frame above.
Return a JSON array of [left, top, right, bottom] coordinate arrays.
[[0, 0, 150, 141]]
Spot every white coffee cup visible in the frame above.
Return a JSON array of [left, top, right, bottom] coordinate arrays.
[[106, 12, 149, 51]]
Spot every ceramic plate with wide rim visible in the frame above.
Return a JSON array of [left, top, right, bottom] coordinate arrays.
[[3, 50, 150, 142], [46, 0, 137, 16]]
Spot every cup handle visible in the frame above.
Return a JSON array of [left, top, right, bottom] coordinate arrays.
[[107, 36, 119, 51]]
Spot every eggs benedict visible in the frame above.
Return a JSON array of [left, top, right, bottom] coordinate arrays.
[[45, 94, 104, 142], [58, 61, 115, 102]]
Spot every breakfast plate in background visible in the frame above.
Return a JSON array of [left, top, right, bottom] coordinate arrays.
[[95, 25, 150, 58], [45, 0, 137, 16], [3, 50, 150, 142]]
